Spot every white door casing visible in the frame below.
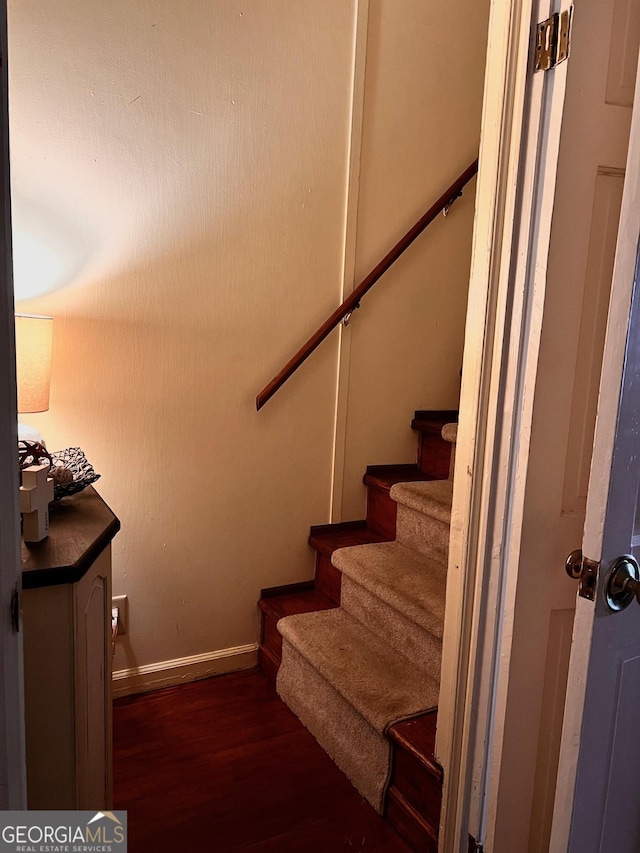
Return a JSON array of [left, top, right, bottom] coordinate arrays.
[[438, 0, 571, 848], [0, 0, 27, 811], [550, 41, 640, 853]]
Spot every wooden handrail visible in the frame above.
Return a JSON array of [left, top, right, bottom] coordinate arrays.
[[256, 158, 479, 410]]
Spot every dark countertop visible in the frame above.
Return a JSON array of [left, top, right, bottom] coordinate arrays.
[[21, 486, 120, 590]]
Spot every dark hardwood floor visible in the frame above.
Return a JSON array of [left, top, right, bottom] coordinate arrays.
[[113, 669, 411, 852]]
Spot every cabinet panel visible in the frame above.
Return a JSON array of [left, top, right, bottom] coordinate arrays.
[[22, 583, 75, 808], [22, 541, 113, 809], [74, 545, 112, 809]]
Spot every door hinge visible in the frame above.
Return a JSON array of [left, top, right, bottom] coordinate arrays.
[[566, 549, 599, 601], [10, 583, 21, 632], [535, 8, 572, 72]]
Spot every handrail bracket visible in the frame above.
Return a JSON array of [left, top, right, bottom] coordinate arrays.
[[342, 302, 361, 327], [442, 190, 463, 218]]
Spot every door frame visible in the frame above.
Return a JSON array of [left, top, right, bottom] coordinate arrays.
[[549, 49, 640, 853], [437, 0, 571, 848], [0, 0, 27, 810]]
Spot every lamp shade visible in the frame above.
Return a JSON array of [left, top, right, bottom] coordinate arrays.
[[15, 314, 53, 414]]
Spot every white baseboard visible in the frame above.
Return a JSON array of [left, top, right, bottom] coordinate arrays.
[[112, 643, 259, 698]]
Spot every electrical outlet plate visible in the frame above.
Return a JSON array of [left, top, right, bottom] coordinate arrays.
[[112, 595, 128, 636]]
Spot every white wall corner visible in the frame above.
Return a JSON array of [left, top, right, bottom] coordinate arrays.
[[330, 0, 370, 524]]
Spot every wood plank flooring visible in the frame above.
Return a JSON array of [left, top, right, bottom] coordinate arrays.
[[113, 669, 411, 852]]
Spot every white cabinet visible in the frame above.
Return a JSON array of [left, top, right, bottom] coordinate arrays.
[[21, 488, 119, 809]]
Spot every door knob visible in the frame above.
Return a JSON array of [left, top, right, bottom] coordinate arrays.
[[604, 555, 640, 612], [565, 549, 598, 601], [566, 549, 583, 579]]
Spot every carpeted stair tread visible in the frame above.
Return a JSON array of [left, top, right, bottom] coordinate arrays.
[[332, 541, 446, 638], [390, 479, 453, 524], [278, 608, 439, 734]]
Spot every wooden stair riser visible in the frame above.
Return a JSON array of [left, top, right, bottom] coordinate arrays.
[[315, 552, 342, 605], [417, 432, 452, 479], [366, 485, 398, 539], [259, 587, 338, 684], [261, 610, 283, 661], [386, 787, 439, 853], [412, 410, 458, 480], [389, 748, 442, 831], [340, 577, 442, 679], [395, 505, 450, 561], [258, 644, 279, 683], [309, 524, 392, 606]]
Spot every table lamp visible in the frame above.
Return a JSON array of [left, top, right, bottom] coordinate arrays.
[[15, 313, 53, 445]]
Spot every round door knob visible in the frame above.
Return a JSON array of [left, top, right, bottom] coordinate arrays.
[[566, 549, 583, 580], [605, 556, 640, 612]]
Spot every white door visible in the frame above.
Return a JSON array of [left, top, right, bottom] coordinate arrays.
[[550, 49, 640, 853], [0, 0, 27, 810]]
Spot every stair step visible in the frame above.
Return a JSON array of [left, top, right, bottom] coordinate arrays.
[[411, 410, 458, 434], [442, 422, 458, 444], [388, 714, 442, 844], [309, 524, 391, 556], [333, 541, 446, 640], [411, 410, 458, 479], [391, 479, 453, 525], [364, 466, 436, 540], [364, 464, 432, 493], [389, 713, 441, 779], [259, 589, 336, 674], [257, 644, 280, 683], [386, 787, 439, 853], [260, 579, 315, 599], [308, 518, 368, 535], [278, 608, 439, 734], [308, 525, 392, 604], [259, 589, 335, 621], [277, 639, 392, 811], [339, 574, 442, 678], [316, 553, 342, 605], [390, 479, 453, 560]]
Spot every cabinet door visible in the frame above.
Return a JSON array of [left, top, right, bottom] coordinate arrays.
[[22, 584, 75, 808], [74, 544, 112, 808]]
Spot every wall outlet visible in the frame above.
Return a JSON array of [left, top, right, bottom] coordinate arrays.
[[112, 595, 128, 636]]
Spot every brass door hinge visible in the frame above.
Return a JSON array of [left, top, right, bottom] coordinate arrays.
[[535, 8, 573, 72], [566, 549, 599, 601]]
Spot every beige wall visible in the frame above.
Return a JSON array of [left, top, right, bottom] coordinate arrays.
[[337, 0, 488, 520], [10, 0, 355, 673], [9, 0, 488, 678]]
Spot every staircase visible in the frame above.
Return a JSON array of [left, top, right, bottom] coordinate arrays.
[[258, 411, 457, 851]]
